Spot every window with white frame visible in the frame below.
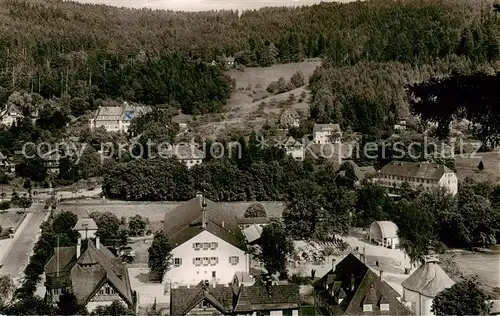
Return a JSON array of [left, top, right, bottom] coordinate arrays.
[[194, 257, 202, 266], [380, 303, 390, 311], [174, 258, 182, 267], [210, 257, 218, 265], [363, 304, 373, 312], [193, 242, 202, 250], [203, 242, 210, 250], [210, 242, 218, 249], [229, 256, 239, 265], [203, 257, 209, 265]]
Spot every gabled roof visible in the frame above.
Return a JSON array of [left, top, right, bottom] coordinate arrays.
[[73, 218, 98, 231], [0, 151, 6, 160], [281, 108, 300, 119], [163, 196, 245, 250], [1, 104, 23, 117], [401, 261, 454, 297], [379, 161, 454, 181], [45, 241, 133, 308], [313, 123, 341, 133], [234, 278, 300, 312], [171, 282, 233, 315], [171, 278, 299, 315], [341, 160, 377, 182], [313, 253, 413, 316], [94, 106, 123, 120]]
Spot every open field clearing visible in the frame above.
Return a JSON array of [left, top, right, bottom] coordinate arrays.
[[60, 200, 284, 224], [0, 212, 25, 233], [455, 150, 500, 184], [190, 60, 319, 137]]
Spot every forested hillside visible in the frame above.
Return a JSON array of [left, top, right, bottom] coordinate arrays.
[[0, 0, 497, 114]]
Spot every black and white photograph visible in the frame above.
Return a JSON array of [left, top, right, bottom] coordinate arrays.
[[0, 0, 499, 315]]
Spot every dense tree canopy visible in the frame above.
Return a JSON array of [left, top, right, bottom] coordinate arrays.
[[258, 220, 294, 278], [432, 277, 491, 316]]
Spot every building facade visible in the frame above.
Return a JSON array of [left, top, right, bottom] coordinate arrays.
[[162, 144, 204, 169], [313, 124, 342, 145], [44, 239, 134, 313], [89, 103, 151, 133], [0, 104, 23, 127], [280, 108, 300, 128], [376, 161, 458, 195], [163, 194, 249, 288]]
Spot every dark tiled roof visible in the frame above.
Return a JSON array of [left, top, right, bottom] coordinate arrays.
[[164, 196, 245, 250], [237, 217, 270, 225], [341, 160, 377, 182], [314, 253, 414, 316], [171, 282, 233, 315], [45, 241, 133, 308], [45, 247, 77, 276], [234, 279, 300, 312], [379, 161, 453, 181], [171, 278, 300, 315], [313, 123, 341, 133]]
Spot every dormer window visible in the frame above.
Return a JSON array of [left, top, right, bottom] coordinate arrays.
[[363, 304, 373, 312], [380, 303, 390, 311]]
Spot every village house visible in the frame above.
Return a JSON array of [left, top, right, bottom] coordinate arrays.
[[162, 144, 205, 169], [339, 160, 377, 186], [89, 102, 151, 133], [225, 57, 235, 68], [44, 231, 134, 312], [280, 108, 300, 128], [0, 151, 12, 172], [313, 253, 414, 316], [402, 256, 454, 316], [170, 277, 300, 316], [0, 104, 23, 127], [376, 161, 458, 195], [163, 193, 249, 289], [313, 124, 342, 144], [285, 137, 306, 161]]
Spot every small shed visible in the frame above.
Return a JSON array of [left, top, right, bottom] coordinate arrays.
[[369, 221, 399, 249]]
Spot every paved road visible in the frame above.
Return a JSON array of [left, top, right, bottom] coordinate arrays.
[[0, 210, 46, 281]]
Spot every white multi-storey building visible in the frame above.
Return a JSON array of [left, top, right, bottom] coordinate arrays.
[[89, 103, 151, 133], [313, 123, 342, 144], [163, 193, 250, 288], [376, 161, 458, 195]]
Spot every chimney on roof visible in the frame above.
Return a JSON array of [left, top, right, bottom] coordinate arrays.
[[221, 221, 225, 228], [265, 279, 272, 297], [201, 192, 207, 230], [76, 237, 81, 258], [96, 236, 100, 250], [331, 258, 336, 271], [350, 274, 355, 292], [379, 270, 383, 280]]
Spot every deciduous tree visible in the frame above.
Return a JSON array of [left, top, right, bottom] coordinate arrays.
[[148, 232, 173, 282]]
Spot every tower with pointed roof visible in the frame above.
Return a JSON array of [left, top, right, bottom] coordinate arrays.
[[402, 257, 454, 316]]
